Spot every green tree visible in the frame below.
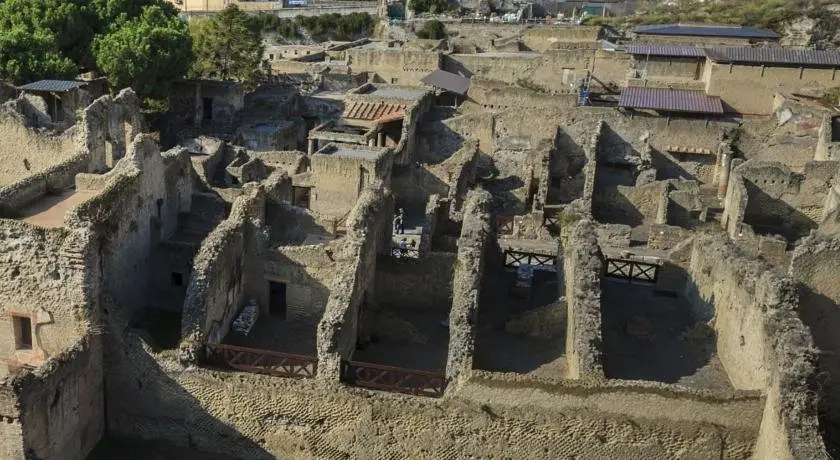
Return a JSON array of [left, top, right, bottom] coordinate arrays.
[[190, 5, 264, 88], [416, 19, 446, 39], [407, 0, 449, 14], [0, 0, 94, 78], [0, 26, 77, 83], [94, 5, 193, 99]]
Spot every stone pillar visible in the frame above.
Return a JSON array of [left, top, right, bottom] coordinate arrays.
[[307, 138, 316, 155], [717, 151, 732, 199], [377, 131, 385, 147]]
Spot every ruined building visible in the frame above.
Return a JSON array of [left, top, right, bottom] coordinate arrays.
[[0, 21, 839, 460]]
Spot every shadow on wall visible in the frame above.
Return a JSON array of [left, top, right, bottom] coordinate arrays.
[[743, 184, 817, 243], [795, 284, 840, 457], [592, 188, 646, 228], [265, 202, 334, 246], [482, 175, 527, 215], [650, 149, 712, 183], [414, 113, 468, 164], [100, 333, 275, 460], [550, 127, 587, 205], [390, 164, 450, 211], [600, 282, 718, 386], [598, 123, 643, 165], [473, 244, 566, 375]]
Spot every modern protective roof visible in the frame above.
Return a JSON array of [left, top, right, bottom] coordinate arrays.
[[618, 87, 724, 114], [342, 101, 406, 121], [421, 69, 471, 95], [626, 45, 704, 57], [704, 47, 840, 66], [17, 80, 87, 92], [634, 23, 780, 39]]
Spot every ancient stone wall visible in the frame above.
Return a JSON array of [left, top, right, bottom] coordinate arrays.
[[345, 49, 441, 85], [0, 153, 90, 216], [317, 185, 392, 380], [462, 79, 578, 113], [593, 181, 667, 227], [305, 151, 392, 217], [180, 187, 263, 358], [0, 222, 98, 366], [789, 235, 840, 430], [10, 336, 104, 460], [563, 218, 604, 380], [727, 160, 840, 241], [684, 235, 825, 459], [0, 116, 79, 188], [446, 189, 492, 384], [67, 136, 193, 322], [520, 26, 603, 51], [79, 89, 144, 171], [374, 252, 456, 310]]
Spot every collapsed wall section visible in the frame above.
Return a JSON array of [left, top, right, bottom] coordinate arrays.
[[685, 235, 825, 459]]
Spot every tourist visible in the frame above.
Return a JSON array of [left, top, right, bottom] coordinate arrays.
[[398, 238, 408, 258], [394, 209, 405, 234]]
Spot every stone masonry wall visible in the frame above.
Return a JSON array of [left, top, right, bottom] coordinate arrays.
[[563, 218, 604, 380], [685, 235, 825, 459], [789, 235, 840, 432], [446, 189, 492, 385]]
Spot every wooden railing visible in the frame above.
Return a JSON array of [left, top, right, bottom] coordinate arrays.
[[503, 249, 557, 268], [495, 215, 514, 236], [604, 258, 659, 284], [206, 343, 317, 379], [341, 361, 447, 398]]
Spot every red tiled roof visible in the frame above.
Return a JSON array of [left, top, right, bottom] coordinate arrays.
[[342, 101, 406, 121]]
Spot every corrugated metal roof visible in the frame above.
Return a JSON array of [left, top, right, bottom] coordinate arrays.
[[704, 47, 840, 66], [618, 87, 724, 114], [626, 45, 704, 57], [421, 69, 471, 95], [17, 79, 87, 92], [342, 101, 406, 121], [635, 23, 780, 39]]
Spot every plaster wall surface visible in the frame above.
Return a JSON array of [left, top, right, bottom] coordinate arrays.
[[705, 62, 840, 115]]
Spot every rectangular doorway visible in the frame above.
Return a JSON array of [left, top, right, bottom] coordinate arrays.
[[202, 97, 213, 121], [269, 281, 287, 319], [292, 186, 311, 209]]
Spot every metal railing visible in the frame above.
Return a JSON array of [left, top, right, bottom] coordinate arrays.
[[341, 360, 447, 398], [206, 343, 317, 379]]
